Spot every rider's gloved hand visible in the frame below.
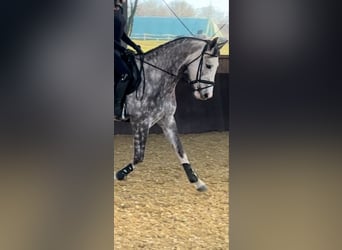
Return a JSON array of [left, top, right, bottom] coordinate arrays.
[[134, 45, 143, 55], [124, 48, 135, 57]]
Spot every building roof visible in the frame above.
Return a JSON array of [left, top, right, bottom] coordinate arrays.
[[131, 16, 222, 40]]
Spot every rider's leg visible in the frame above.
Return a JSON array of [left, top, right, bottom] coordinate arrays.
[[114, 53, 131, 121], [114, 73, 131, 120]]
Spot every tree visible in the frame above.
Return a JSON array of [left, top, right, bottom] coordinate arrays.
[[127, 0, 139, 35], [135, 0, 169, 16], [196, 5, 228, 29], [168, 0, 195, 17], [135, 0, 195, 17]]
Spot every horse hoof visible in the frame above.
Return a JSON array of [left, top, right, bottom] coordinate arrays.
[[115, 171, 127, 181], [196, 185, 208, 192], [194, 179, 207, 192]]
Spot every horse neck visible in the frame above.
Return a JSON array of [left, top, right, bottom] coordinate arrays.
[[145, 39, 206, 74]]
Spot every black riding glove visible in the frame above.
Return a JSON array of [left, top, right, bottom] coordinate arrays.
[[134, 45, 143, 55], [124, 48, 135, 57]]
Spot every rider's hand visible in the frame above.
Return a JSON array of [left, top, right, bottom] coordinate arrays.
[[124, 48, 135, 57], [134, 45, 143, 55]]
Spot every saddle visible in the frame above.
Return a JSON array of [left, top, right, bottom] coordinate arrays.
[[119, 49, 142, 95]]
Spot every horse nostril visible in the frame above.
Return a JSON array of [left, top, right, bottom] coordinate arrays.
[[203, 93, 209, 99]]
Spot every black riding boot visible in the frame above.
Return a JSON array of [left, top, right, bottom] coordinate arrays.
[[114, 73, 130, 121]]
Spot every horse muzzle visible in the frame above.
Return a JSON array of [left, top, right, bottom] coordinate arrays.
[[191, 80, 214, 100], [193, 87, 213, 100]]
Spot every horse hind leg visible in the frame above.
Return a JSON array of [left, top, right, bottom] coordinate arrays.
[[158, 117, 207, 192], [114, 123, 148, 181]]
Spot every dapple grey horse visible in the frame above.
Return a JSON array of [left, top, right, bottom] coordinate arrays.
[[114, 37, 227, 191]]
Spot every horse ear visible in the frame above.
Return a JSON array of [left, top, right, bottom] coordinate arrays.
[[209, 37, 219, 50], [217, 38, 228, 50]]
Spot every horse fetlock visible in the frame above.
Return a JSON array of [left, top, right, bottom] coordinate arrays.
[[133, 158, 144, 165], [182, 163, 199, 183], [116, 163, 134, 180]]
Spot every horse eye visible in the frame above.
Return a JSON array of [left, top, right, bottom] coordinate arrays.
[[206, 64, 212, 69]]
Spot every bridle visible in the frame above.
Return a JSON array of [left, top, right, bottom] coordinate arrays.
[[185, 42, 218, 92], [141, 41, 218, 93]]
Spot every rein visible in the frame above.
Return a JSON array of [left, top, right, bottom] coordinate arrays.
[[136, 54, 146, 100], [142, 60, 177, 77], [139, 41, 218, 94]]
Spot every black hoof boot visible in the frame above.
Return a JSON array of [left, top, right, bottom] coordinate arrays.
[[182, 163, 199, 183], [115, 163, 134, 180]]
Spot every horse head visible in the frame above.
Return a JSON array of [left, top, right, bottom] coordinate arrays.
[[186, 37, 227, 100]]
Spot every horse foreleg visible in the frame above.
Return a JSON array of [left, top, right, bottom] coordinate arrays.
[[115, 123, 148, 181], [158, 117, 207, 192]]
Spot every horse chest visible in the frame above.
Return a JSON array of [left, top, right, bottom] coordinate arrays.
[[127, 94, 176, 117]]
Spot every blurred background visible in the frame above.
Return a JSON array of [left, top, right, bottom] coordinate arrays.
[[126, 0, 229, 54]]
